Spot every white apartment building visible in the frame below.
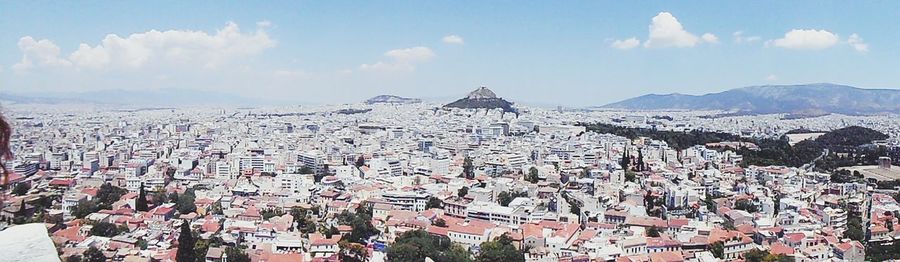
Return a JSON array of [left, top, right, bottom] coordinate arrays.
[[381, 191, 429, 211], [298, 150, 325, 175]]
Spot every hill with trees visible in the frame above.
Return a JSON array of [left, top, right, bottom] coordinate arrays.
[[579, 123, 890, 169]]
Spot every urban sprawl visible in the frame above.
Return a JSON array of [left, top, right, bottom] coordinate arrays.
[[3, 101, 900, 262]]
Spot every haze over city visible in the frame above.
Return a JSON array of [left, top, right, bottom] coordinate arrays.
[[3, 1, 900, 106]]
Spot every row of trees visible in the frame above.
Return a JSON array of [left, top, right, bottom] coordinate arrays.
[[578, 122, 743, 151], [175, 220, 248, 262], [65, 247, 106, 262], [290, 206, 321, 234], [386, 230, 524, 262], [497, 191, 528, 207], [742, 248, 795, 262], [71, 183, 128, 219], [89, 221, 127, 237], [336, 203, 380, 244]]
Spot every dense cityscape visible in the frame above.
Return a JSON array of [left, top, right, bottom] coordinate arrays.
[[2, 86, 900, 262]]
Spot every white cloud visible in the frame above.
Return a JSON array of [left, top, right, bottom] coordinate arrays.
[[610, 37, 640, 49], [701, 33, 719, 44], [14, 22, 275, 73], [361, 46, 435, 72], [442, 35, 464, 45], [765, 74, 778, 81], [732, 31, 761, 44], [643, 12, 704, 48], [12, 36, 72, 72], [847, 33, 868, 53], [69, 43, 111, 69], [384, 46, 435, 62], [767, 29, 839, 50]]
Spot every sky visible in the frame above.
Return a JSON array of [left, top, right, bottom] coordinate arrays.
[[2, 1, 900, 106]]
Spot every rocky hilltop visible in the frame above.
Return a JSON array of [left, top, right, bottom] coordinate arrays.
[[443, 86, 516, 113]]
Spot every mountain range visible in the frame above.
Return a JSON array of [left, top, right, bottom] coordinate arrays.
[[1, 88, 293, 107], [364, 95, 422, 104], [602, 83, 900, 115]]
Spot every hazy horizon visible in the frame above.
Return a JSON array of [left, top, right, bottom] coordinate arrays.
[[4, 2, 900, 106]]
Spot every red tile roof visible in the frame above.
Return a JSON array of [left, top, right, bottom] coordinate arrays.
[[769, 242, 795, 255]]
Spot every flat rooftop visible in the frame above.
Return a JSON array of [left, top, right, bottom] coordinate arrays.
[[839, 165, 900, 181]]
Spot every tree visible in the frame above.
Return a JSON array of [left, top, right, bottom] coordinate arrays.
[[12, 182, 30, 196], [355, 155, 366, 167], [297, 216, 317, 234], [846, 211, 865, 241], [136, 183, 149, 212], [637, 150, 645, 172], [743, 248, 795, 262], [340, 241, 369, 262], [734, 199, 759, 213], [477, 234, 523, 262], [498, 191, 528, 207], [95, 183, 127, 210], [525, 167, 539, 183], [722, 219, 736, 230], [225, 247, 251, 262], [433, 218, 447, 227], [348, 214, 378, 243], [387, 242, 426, 262], [462, 157, 475, 179], [425, 197, 443, 209], [458, 187, 469, 198], [71, 199, 98, 219], [151, 189, 169, 207], [773, 195, 782, 215], [337, 210, 356, 224], [710, 241, 724, 259], [620, 149, 630, 170], [498, 191, 513, 207], [83, 247, 106, 262], [624, 170, 636, 183], [744, 249, 769, 262], [261, 208, 284, 220], [291, 207, 319, 233], [177, 189, 197, 214], [338, 202, 379, 244], [193, 235, 213, 262], [64, 255, 82, 262], [568, 198, 581, 216], [387, 230, 471, 262], [90, 222, 121, 237], [323, 225, 339, 238], [176, 221, 196, 262], [315, 164, 329, 182], [704, 194, 717, 212], [647, 226, 661, 237]]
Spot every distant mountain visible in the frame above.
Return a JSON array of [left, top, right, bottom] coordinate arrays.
[[443, 86, 516, 113], [364, 95, 421, 104], [1, 88, 290, 107], [602, 83, 900, 115]]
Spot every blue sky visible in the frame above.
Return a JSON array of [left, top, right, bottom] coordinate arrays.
[[2, 1, 900, 106]]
